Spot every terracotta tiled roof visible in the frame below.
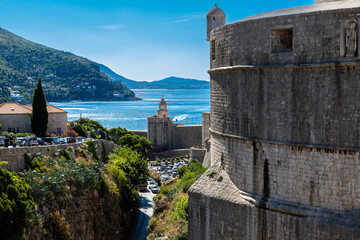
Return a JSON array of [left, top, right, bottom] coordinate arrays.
[[0, 102, 32, 114], [0, 102, 67, 114], [26, 105, 67, 113]]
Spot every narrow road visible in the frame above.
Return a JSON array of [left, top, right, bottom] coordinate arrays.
[[130, 190, 155, 240]]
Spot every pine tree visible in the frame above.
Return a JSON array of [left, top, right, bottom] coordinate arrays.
[[31, 77, 48, 136]]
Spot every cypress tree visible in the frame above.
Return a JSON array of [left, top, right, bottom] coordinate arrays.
[[31, 77, 48, 136]]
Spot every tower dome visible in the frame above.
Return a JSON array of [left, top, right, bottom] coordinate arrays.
[[207, 4, 226, 41]]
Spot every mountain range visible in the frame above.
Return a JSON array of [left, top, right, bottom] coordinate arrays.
[[0, 27, 209, 104], [98, 63, 210, 89]]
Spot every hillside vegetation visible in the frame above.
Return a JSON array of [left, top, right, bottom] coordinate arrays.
[[0, 27, 137, 103], [147, 160, 206, 240], [0, 140, 148, 239]]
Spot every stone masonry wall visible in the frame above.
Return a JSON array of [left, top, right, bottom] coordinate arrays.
[[0, 114, 31, 133], [189, 165, 360, 240], [210, 4, 360, 69], [202, 112, 210, 147], [190, 147, 206, 163], [0, 140, 118, 172], [147, 116, 175, 152], [130, 130, 148, 138], [211, 133, 360, 211], [210, 65, 360, 148], [148, 116, 202, 152], [47, 112, 67, 133], [190, 1, 360, 239], [174, 125, 202, 149]]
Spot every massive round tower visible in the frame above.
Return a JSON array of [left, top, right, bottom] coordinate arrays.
[[189, 0, 360, 239]]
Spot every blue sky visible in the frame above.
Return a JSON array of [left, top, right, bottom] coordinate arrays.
[[0, 0, 313, 81]]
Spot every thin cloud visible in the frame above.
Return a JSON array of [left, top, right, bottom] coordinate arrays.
[[172, 19, 190, 23], [171, 12, 205, 24], [96, 24, 127, 30]]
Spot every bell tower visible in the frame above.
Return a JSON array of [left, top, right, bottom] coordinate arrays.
[[157, 96, 168, 117], [207, 4, 226, 41]]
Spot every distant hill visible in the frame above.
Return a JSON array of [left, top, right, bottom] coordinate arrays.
[[98, 63, 210, 89], [0, 27, 138, 103]]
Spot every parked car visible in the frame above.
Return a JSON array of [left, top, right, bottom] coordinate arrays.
[[37, 138, 45, 145], [51, 137, 60, 144], [0, 136, 6, 146], [26, 137, 38, 146], [66, 137, 76, 143], [148, 181, 156, 190], [59, 138, 66, 144], [151, 185, 159, 193], [16, 137, 26, 146], [138, 180, 148, 192], [76, 137, 85, 143], [43, 137, 55, 145]]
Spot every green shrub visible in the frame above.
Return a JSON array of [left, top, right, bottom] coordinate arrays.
[[60, 150, 72, 161], [86, 140, 99, 161], [101, 142, 108, 163], [117, 134, 152, 157], [23, 155, 104, 201], [50, 210, 72, 240], [172, 196, 188, 223], [159, 184, 177, 201], [71, 118, 108, 140], [0, 167, 36, 240]]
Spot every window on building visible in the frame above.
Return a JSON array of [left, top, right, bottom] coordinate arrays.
[[211, 40, 216, 61], [272, 28, 293, 53]]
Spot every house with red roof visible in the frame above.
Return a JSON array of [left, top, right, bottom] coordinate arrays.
[[0, 102, 67, 134]]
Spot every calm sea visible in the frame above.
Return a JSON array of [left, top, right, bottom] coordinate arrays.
[[51, 89, 210, 130]]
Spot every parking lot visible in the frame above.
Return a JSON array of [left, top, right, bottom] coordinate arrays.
[[146, 159, 188, 193]]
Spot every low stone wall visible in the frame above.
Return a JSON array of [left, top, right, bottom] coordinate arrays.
[[130, 130, 147, 138], [148, 149, 190, 160], [0, 140, 119, 172], [190, 147, 206, 163]]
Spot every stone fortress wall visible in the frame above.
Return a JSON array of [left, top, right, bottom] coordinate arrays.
[[147, 116, 202, 152], [189, 1, 360, 239]]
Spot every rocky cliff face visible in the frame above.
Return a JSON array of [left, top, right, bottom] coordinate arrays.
[[23, 185, 134, 240], [20, 141, 136, 240]]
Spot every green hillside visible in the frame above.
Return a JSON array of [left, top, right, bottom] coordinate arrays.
[[0, 27, 138, 103]]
